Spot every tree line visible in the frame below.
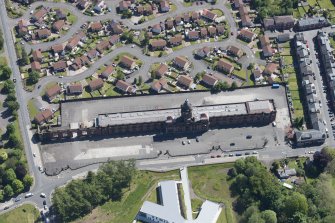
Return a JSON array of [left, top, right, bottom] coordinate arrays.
[[252, 0, 298, 19], [52, 160, 136, 222], [0, 28, 4, 52], [228, 149, 335, 223], [0, 65, 33, 201]]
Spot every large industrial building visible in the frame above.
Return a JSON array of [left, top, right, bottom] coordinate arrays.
[[37, 93, 276, 142]]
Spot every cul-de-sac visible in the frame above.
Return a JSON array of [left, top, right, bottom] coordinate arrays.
[[0, 0, 335, 222]]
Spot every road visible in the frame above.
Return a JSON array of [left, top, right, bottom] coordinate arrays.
[[0, 0, 333, 218]]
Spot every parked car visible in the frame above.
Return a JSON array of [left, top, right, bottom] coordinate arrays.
[[245, 152, 250, 155], [40, 193, 46, 198], [246, 135, 252, 139], [14, 197, 21, 202], [230, 143, 235, 146], [25, 193, 33, 198], [235, 153, 242, 156]]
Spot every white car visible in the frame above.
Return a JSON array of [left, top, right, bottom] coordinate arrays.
[[40, 193, 46, 198]]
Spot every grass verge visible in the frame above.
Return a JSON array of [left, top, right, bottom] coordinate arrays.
[[0, 204, 40, 223]]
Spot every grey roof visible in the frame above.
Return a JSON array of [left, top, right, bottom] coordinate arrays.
[[297, 16, 329, 30], [138, 180, 221, 223], [97, 102, 250, 127], [295, 129, 325, 142]]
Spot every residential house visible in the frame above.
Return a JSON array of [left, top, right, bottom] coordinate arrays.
[[77, 0, 90, 10], [89, 22, 103, 32], [259, 35, 273, 57], [32, 50, 43, 62], [277, 33, 291, 43], [151, 24, 162, 34], [120, 55, 136, 70], [66, 32, 86, 50], [70, 55, 89, 70], [238, 29, 256, 42], [34, 109, 53, 125], [277, 168, 297, 179], [202, 9, 217, 21], [200, 27, 208, 38], [52, 20, 65, 32], [160, 1, 170, 12], [188, 30, 199, 41], [55, 9, 67, 20], [51, 44, 64, 55], [182, 13, 190, 23], [109, 35, 120, 45], [175, 15, 182, 25], [216, 25, 225, 35], [45, 85, 61, 101], [151, 78, 168, 93], [253, 69, 263, 82], [174, 56, 190, 70], [234, 0, 243, 8], [88, 78, 104, 91], [227, 45, 243, 58], [87, 48, 99, 61], [119, 0, 131, 12], [150, 39, 167, 50], [297, 16, 329, 31], [93, 1, 105, 13], [155, 63, 169, 78], [169, 35, 183, 46], [191, 11, 199, 21], [202, 73, 218, 87], [195, 46, 211, 58], [274, 15, 295, 30], [52, 60, 67, 72], [67, 83, 83, 95], [263, 18, 275, 31], [109, 21, 123, 34], [177, 75, 193, 89], [35, 29, 51, 39], [239, 6, 252, 27], [32, 7, 48, 22], [263, 63, 278, 75], [208, 26, 217, 37], [96, 40, 111, 54], [115, 79, 135, 94], [100, 65, 114, 79], [165, 19, 174, 29], [137, 5, 153, 15], [31, 61, 41, 72], [17, 19, 28, 36], [217, 59, 234, 74]]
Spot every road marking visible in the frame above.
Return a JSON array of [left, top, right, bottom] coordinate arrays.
[[138, 156, 196, 165]]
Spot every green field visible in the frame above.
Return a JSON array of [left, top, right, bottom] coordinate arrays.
[[317, 0, 335, 9], [0, 204, 40, 223], [188, 163, 238, 223], [74, 170, 180, 223]]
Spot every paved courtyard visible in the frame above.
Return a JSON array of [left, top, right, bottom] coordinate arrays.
[[41, 86, 291, 175]]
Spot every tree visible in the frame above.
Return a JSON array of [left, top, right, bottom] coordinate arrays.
[[314, 147, 335, 171], [137, 75, 143, 86], [0, 28, 3, 51], [231, 81, 238, 89], [0, 151, 8, 163], [6, 123, 15, 135], [4, 185, 14, 198], [6, 100, 20, 112], [261, 210, 277, 223], [8, 134, 21, 148], [11, 179, 24, 194], [0, 66, 12, 80], [23, 175, 33, 189], [2, 80, 15, 94], [0, 190, 4, 202], [3, 168, 16, 184], [116, 70, 125, 80], [283, 192, 308, 217], [20, 47, 29, 66], [5, 93, 17, 102], [27, 70, 39, 85], [15, 163, 27, 180]]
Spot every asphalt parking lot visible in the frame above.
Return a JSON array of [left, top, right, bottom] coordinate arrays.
[[41, 86, 291, 175]]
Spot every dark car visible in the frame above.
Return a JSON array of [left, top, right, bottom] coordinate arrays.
[[216, 155, 221, 158], [245, 152, 250, 155], [235, 153, 242, 156], [230, 143, 235, 146], [246, 135, 252, 139], [43, 200, 47, 205]]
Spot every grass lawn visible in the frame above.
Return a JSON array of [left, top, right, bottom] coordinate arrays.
[[233, 69, 247, 81], [27, 99, 39, 120], [307, 0, 317, 5], [0, 56, 7, 66], [188, 163, 238, 223], [211, 9, 223, 17], [74, 170, 180, 223], [318, 0, 335, 9], [67, 13, 77, 24], [0, 204, 40, 223]]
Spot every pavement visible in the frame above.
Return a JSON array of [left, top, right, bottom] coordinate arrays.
[[0, 0, 334, 219]]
